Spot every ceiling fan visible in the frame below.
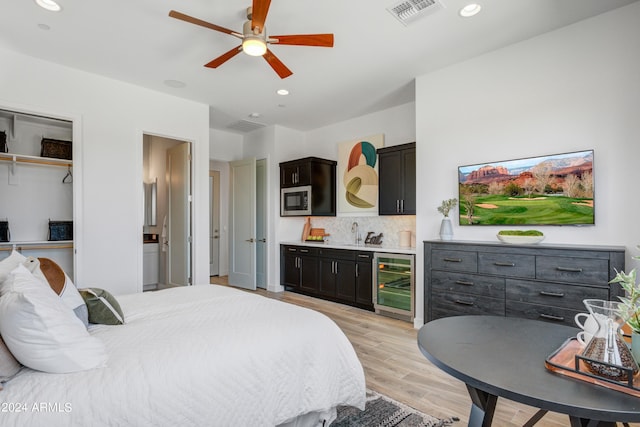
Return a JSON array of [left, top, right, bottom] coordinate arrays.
[[168, 0, 334, 79]]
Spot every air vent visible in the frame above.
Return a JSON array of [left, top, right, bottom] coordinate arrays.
[[386, 0, 444, 26], [226, 119, 267, 133]]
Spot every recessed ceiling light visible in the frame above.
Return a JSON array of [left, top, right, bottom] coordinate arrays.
[[248, 112, 261, 118], [459, 3, 482, 17], [37, 23, 51, 31], [163, 79, 186, 88], [35, 0, 62, 12], [278, 104, 286, 108], [276, 89, 289, 96]]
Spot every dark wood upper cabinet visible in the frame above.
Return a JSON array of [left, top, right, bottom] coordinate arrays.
[[280, 157, 336, 216], [377, 142, 416, 215]]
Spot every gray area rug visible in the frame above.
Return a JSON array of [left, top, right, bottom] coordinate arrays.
[[331, 390, 459, 427]]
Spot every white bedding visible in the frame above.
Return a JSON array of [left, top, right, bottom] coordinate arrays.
[[1, 285, 366, 426]]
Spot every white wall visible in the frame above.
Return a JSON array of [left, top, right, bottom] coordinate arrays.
[[0, 47, 210, 296], [305, 102, 417, 158], [415, 2, 640, 325], [210, 128, 243, 162]]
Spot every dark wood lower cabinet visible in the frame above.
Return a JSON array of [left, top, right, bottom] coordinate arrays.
[[355, 253, 374, 310], [424, 240, 625, 327], [281, 245, 375, 311]]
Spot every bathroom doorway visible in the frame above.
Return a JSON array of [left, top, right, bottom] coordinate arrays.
[[143, 134, 192, 289]]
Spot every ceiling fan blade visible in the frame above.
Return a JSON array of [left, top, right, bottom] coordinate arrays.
[[251, 0, 271, 33], [270, 34, 334, 47], [263, 49, 293, 79], [204, 46, 243, 68], [169, 10, 237, 36]]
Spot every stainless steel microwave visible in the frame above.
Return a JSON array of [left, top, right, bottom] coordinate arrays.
[[281, 185, 312, 216]]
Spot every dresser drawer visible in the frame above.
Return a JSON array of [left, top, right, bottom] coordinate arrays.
[[431, 250, 477, 273], [431, 291, 505, 318], [431, 270, 505, 298], [284, 245, 318, 256], [506, 301, 580, 327], [536, 256, 609, 285], [478, 253, 535, 278], [506, 279, 609, 311]]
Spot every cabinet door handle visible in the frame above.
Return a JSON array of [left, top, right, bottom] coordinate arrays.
[[540, 291, 565, 298], [444, 258, 462, 263], [335, 262, 338, 274], [493, 262, 515, 267], [556, 266, 583, 273], [400, 199, 404, 213], [455, 280, 474, 286], [396, 200, 400, 213], [539, 313, 565, 322], [355, 264, 359, 277], [454, 299, 474, 306]]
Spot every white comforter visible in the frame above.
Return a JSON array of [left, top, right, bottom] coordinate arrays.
[[1, 285, 365, 426]]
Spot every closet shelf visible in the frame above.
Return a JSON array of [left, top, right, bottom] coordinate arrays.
[[0, 152, 72, 167], [0, 241, 74, 252]]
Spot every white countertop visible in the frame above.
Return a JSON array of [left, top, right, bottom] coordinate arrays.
[[280, 241, 416, 255]]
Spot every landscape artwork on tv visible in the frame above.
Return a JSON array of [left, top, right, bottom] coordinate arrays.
[[458, 150, 594, 226]]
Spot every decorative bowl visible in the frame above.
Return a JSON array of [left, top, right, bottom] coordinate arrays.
[[496, 234, 545, 244]]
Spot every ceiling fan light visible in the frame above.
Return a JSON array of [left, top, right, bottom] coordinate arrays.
[[242, 37, 267, 57]]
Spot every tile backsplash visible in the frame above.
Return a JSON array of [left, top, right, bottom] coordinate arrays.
[[308, 216, 416, 248]]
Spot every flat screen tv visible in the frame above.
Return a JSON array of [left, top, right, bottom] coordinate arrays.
[[458, 150, 594, 226]]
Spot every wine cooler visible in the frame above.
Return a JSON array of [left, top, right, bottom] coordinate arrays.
[[373, 253, 414, 322]]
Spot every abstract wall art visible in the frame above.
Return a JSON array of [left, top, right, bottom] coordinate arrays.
[[337, 134, 384, 215]]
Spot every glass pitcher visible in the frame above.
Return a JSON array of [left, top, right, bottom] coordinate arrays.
[[581, 299, 638, 381]]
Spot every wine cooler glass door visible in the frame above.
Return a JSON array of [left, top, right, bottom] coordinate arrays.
[[374, 253, 414, 321]]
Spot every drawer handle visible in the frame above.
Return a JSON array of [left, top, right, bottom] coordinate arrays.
[[444, 258, 462, 263], [540, 291, 565, 298], [288, 248, 296, 252], [556, 266, 583, 273], [300, 249, 309, 253], [454, 299, 474, 306], [455, 280, 474, 286], [539, 313, 565, 322], [358, 254, 370, 258], [494, 262, 515, 267]]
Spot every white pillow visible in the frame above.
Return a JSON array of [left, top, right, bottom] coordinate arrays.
[[0, 264, 108, 374], [23, 257, 89, 327], [0, 250, 27, 288]]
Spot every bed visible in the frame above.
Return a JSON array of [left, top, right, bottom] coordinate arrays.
[[1, 284, 366, 426]]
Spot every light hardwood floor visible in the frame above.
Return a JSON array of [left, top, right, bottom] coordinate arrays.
[[210, 276, 637, 427]]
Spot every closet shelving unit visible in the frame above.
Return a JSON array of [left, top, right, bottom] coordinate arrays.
[[0, 109, 74, 257]]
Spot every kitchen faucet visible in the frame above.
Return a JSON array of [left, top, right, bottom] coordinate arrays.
[[351, 222, 362, 245]]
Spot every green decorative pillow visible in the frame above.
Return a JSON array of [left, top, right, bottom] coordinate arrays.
[[79, 288, 125, 325]]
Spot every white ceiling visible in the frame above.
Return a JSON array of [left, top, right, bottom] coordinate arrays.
[[1, 0, 637, 133]]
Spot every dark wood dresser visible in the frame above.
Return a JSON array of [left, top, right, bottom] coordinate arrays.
[[424, 240, 625, 327]]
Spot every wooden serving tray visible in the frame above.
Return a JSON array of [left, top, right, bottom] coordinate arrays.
[[545, 337, 640, 397]]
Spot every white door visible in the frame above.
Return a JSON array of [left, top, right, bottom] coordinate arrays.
[[209, 170, 220, 276], [167, 142, 191, 286], [229, 158, 256, 290], [256, 159, 267, 289]]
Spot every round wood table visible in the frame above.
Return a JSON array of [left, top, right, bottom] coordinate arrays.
[[417, 315, 640, 427]]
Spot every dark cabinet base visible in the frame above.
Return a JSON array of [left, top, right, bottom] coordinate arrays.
[[281, 244, 374, 312], [424, 240, 625, 327]]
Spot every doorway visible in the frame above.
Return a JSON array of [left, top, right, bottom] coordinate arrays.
[[227, 157, 268, 290], [143, 134, 192, 289], [209, 170, 220, 276]]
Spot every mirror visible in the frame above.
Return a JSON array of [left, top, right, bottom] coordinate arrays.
[[144, 178, 157, 226]]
